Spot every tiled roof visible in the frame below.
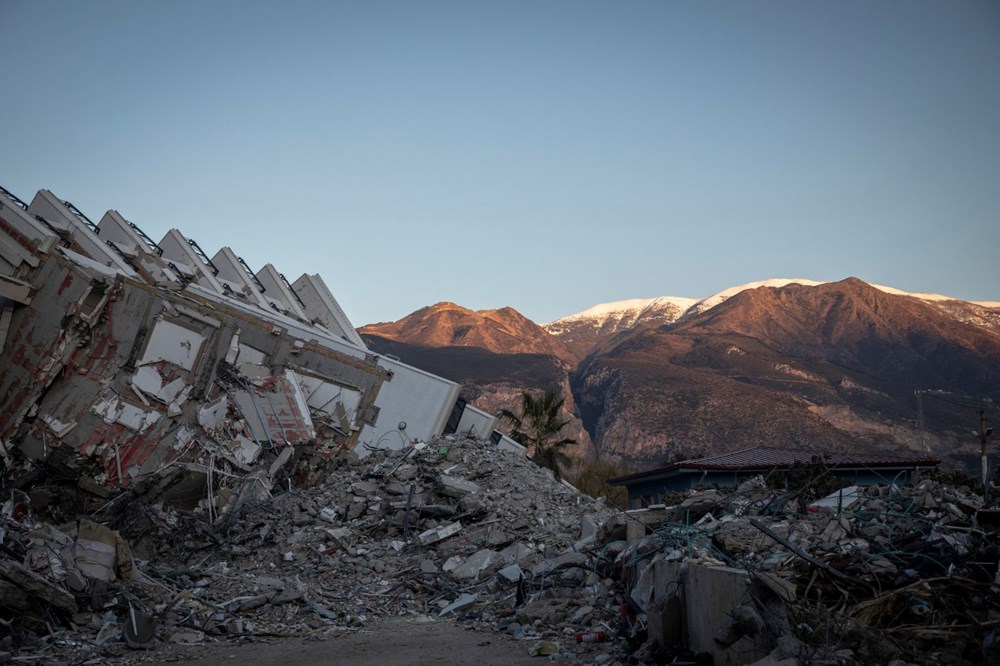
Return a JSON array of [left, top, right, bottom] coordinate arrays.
[[680, 446, 939, 469], [610, 446, 939, 484]]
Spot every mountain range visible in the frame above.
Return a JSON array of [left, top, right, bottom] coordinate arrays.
[[359, 278, 1000, 473]]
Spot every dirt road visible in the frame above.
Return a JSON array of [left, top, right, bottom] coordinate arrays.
[[151, 617, 607, 665]]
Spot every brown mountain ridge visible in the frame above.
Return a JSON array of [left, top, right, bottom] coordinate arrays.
[[358, 279, 1000, 474], [361, 302, 578, 365], [575, 278, 1000, 469]]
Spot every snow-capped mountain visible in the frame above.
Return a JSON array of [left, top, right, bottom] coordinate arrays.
[[541, 296, 698, 358], [574, 277, 1000, 470], [545, 278, 1000, 356], [682, 278, 826, 317]]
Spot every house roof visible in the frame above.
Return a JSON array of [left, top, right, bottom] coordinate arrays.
[[609, 446, 940, 485]]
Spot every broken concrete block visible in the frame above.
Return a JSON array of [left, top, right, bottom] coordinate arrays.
[[311, 603, 338, 620], [450, 549, 497, 580], [820, 514, 850, 542], [394, 464, 417, 481], [499, 541, 533, 564], [648, 594, 683, 651], [323, 527, 354, 546], [95, 620, 121, 646], [255, 576, 285, 591], [458, 494, 485, 515], [439, 475, 480, 497], [270, 587, 305, 604], [484, 529, 512, 547], [437, 592, 478, 617], [224, 618, 253, 635], [417, 521, 462, 545], [580, 515, 598, 540], [530, 551, 587, 576], [714, 605, 764, 648], [497, 563, 523, 584], [572, 533, 596, 552], [570, 605, 594, 623], [227, 436, 261, 467], [346, 498, 367, 520], [626, 517, 647, 543], [168, 629, 205, 645], [754, 572, 796, 602], [517, 598, 568, 625], [351, 480, 379, 496], [65, 568, 88, 592], [227, 595, 269, 612]]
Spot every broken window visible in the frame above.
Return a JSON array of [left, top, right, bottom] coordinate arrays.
[[138, 319, 206, 372], [78, 281, 109, 324]]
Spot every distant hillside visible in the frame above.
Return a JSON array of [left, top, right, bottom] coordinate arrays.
[[362, 302, 578, 364], [573, 278, 1000, 470], [358, 279, 1000, 475], [545, 278, 1000, 357]]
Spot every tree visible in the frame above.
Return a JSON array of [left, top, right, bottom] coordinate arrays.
[[499, 391, 577, 481], [572, 454, 630, 510]]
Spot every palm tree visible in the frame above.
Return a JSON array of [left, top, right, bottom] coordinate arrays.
[[499, 391, 576, 480]]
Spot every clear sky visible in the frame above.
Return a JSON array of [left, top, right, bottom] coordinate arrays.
[[2, 1, 998, 325]]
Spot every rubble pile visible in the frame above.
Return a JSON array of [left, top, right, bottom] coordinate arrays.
[[3, 435, 1000, 665], [1, 436, 627, 664], [624, 476, 1000, 665]]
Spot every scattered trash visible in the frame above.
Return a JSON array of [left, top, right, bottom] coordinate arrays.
[[529, 640, 560, 656]]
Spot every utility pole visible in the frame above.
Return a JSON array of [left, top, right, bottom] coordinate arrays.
[[978, 410, 993, 500]]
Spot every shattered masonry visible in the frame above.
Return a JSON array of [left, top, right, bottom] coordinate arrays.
[[0, 185, 513, 496]]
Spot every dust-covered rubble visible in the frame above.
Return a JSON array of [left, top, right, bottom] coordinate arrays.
[[1, 435, 625, 664], [3, 439, 1000, 666]]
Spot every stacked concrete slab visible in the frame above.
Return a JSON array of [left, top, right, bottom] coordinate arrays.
[[0, 185, 513, 496]]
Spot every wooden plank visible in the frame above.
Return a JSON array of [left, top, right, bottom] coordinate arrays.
[[0, 559, 77, 614]]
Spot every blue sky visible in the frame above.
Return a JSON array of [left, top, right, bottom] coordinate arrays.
[[2, 1, 999, 325]]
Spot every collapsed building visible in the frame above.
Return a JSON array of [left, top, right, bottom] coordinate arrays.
[[6, 185, 998, 666], [0, 184, 513, 511]]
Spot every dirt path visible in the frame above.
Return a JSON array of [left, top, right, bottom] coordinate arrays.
[[148, 617, 608, 665]]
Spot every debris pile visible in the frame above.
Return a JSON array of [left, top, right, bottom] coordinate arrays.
[[623, 475, 1000, 665], [3, 436, 1000, 665], [1, 435, 626, 663]]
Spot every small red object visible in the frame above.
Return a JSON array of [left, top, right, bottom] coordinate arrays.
[[12, 502, 29, 521], [575, 630, 608, 643]]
